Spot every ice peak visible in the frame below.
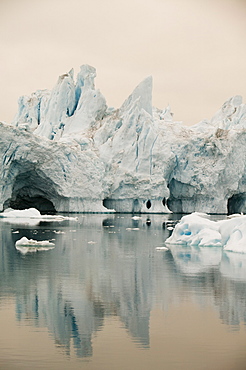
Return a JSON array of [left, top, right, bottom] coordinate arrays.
[[76, 64, 96, 91], [120, 76, 153, 116], [210, 95, 246, 130], [58, 68, 74, 82]]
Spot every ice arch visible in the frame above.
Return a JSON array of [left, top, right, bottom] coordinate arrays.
[[4, 168, 57, 214]]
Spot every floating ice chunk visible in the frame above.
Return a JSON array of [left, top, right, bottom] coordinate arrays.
[[0, 208, 78, 222], [16, 236, 55, 246], [41, 215, 78, 222], [223, 220, 246, 253], [1, 208, 41, 218], [15, 237, 55, 254], [166, 212, 246, 252], [219, 215, 246, 248], [165, 213, 222, 247], [155, 246, 169, 251]]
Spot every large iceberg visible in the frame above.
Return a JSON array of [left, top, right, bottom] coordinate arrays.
[[1, 64, 246, 213]]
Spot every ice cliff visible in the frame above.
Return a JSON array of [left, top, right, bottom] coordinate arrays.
[[1, 64, 246, 213]]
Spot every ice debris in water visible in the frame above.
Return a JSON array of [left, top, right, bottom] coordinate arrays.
[[0, 208, 78, 222], [155, 246, 169, 251], [166, 212, 246, 253], [15, 237, 55, 254]]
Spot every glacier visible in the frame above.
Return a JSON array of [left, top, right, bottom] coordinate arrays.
[[1, 64, 246, 214]]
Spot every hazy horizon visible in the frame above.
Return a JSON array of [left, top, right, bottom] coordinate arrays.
[[1, 0, 246, 126]]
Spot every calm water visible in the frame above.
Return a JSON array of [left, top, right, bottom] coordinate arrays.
[[0, 213, 246, 370]]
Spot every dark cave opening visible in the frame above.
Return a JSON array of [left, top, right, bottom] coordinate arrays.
[[102, 198, 110, 209], [5, 169, 57, 214], [227, 193, 246, 215], [146, 200, 151, 209], [7, 194, 56, 214]]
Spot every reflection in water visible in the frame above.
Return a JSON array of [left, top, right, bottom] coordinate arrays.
[[0, 214, 246, 358]]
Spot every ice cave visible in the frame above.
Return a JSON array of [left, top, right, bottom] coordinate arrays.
[[3, 167, 57, 214]]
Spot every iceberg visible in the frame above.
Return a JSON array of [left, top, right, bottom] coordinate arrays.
[[1, 64, 246, 214], [166, 212, 246, 253]]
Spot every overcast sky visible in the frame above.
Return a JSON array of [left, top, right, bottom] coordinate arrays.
[[0, 0, 246, 125]]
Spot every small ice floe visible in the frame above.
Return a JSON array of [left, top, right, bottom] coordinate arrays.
[[53, 230, 65, 234], [0, 208, 78, 223], [155, 246, 169, 251], [164, 220, 179, 229], [12, 230, 20, 234], [126, 227, 140, 231], [132, 216, 142, 220], [88, 241, 96, 244], [15, 237, 55, 254]]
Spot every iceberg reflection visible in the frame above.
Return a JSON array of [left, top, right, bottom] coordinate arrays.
[[168, 245, 222, 275], [0, 214, 246, 357]]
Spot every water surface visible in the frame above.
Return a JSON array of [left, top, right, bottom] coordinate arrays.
[[0, 213, 246, 369]]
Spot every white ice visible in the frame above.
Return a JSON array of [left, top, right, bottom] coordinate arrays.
[[0, 208, 78, 222], [166, 212, 246, 253], [2, 64, 246, 214], [15, 236, 55, 254]]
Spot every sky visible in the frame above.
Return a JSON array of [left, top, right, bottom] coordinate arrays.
[[0, 0, 246, 126]]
